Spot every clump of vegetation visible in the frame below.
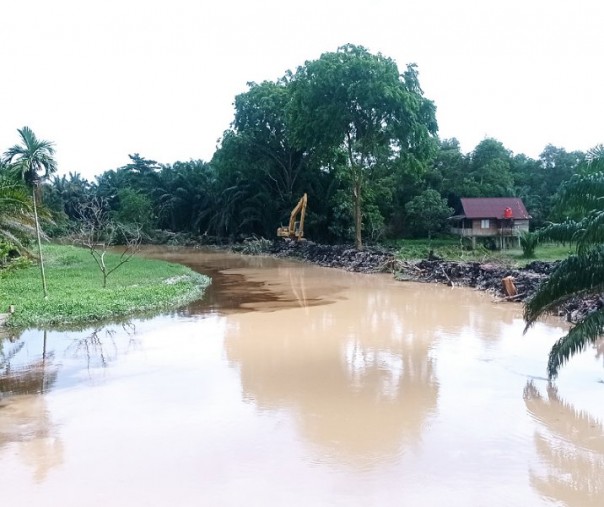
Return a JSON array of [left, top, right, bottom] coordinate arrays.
[[0, 244, 210, 328], [394, 237, 493, 262], [519, 231, 539, 258], [239, 236, 273, 255]]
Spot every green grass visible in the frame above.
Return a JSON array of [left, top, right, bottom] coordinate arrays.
[[390, 237, 574, 266], [0, 244, 210, 328]]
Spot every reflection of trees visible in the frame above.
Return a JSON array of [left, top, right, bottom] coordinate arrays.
[[524, 381, 604, 506], [0, 330, 63, 482], [65, 322, 137, 370], [0, 395, 64, 482], [1, 330, 58, 396], [225, 274, 449, 468]]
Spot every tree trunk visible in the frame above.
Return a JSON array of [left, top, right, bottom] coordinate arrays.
[[32, 186, 48, 298], [354, 178, 363, 250]]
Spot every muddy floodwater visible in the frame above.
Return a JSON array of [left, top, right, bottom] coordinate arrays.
[[1, 247, 603, 506]]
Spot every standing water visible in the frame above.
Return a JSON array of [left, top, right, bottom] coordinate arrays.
[[1, 247, 603, 506]]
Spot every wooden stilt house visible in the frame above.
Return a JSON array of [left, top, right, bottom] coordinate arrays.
[[449, 197, 530, 249]]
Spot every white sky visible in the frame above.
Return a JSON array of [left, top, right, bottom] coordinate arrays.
[[1, 0, 603, 180]]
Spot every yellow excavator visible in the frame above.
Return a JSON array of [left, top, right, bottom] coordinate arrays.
[[277, 193, 307, 240]]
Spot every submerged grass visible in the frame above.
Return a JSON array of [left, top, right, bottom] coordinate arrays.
[[0, 244, 210, 328]]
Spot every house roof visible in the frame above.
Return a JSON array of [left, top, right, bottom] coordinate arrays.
[[459, 197, 530, 219]]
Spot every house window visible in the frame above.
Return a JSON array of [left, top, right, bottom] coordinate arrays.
[[481, 219, 490, 229]]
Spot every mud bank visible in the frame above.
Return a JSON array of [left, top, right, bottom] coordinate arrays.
[[254, 241, 601, 324]]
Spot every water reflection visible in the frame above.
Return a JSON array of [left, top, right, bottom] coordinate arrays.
[[2, 248, 603, 504], [1, 330, 59, 396], [0, 331, 63, 482], [524, 381, 604, 506], [0, 323, 140, 482], [65, 322, 138, 371], [224, 271, 444, 468]]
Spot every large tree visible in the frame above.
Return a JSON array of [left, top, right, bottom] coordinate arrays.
[[232, 80, 310, 204], [288, 44, 438, 248], [405, 188, 453, 239], [3, 127, 57, 297], [524, 146, 604, 378]]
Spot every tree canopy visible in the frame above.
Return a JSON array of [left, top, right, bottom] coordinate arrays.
[[288, 44, 438, 248], [0, 46, 596, 248]]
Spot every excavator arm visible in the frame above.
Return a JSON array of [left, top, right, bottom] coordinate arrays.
[[277, 193, 307, 240]]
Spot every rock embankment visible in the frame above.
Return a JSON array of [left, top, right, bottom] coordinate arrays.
[[259, 240, 601, 324], [265, 240, 548, 298], [267, 241, 394, 273]]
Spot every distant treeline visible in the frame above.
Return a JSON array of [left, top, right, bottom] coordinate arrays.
[[2, 45, 592, 246]]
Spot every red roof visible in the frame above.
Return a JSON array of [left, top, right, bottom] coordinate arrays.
[[460, 198, 530, 219]]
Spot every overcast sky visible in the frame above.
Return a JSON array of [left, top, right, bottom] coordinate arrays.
[[1, 0, 603, 180]]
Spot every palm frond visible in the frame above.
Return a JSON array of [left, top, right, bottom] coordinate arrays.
[[2, 126, 57, 185], [548, 308, 604, 378], [577, 210, 604, 254], [555, 171, 604, 215], [585, 144, 604, 169], [537, 219, 585, 246], [524, 246, 604, 326]]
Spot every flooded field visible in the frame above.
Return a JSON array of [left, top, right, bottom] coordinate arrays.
[[1, 247, 603, 506]]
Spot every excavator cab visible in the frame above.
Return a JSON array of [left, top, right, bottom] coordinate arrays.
[[277, 193, 307, 240]]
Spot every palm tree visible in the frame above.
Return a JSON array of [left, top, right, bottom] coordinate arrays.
[[524, 145, 604, 378], [0, 177, 37, 256], [3, 127, 57, 297]]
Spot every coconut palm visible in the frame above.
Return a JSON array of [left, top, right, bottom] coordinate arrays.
[[524, 145, 604, 378], [3, 127, 57, 297]]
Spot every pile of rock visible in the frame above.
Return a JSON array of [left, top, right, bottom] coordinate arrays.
[[268, 241, 394, 273], [399, 259, 546, 300]]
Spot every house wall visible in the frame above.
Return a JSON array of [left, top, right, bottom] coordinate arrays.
[[450, 218, 530, 237]]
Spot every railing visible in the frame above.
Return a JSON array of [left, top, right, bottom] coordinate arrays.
[[450, 227, 521, 237]]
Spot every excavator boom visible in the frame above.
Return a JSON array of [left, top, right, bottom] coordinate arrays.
[[277, 193, 307, 240]]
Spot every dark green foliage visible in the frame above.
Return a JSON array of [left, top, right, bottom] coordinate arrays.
[[45, 172, 93, 223], [113, 188, 154, 231], [525, 150, 604, 378], [404, 189, 453, 239], [288, 44, 438, 248], [0, 177, 37, 254], [3, 48, 593, 251]]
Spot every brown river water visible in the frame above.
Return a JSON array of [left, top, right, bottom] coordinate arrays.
[[1, 247, 603, 506]]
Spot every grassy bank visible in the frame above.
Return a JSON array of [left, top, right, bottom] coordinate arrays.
[[0, 244, 210, 328], [390, 237, 573, 265]]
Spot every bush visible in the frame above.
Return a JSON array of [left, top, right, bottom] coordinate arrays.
[[519, 231, 539, 258]]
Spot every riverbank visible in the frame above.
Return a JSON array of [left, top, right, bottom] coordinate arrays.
[[0, 244, 211, 328], [239, 239, 601, 324]]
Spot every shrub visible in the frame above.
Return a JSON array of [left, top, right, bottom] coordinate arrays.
[[519, 231, 539, 258]]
